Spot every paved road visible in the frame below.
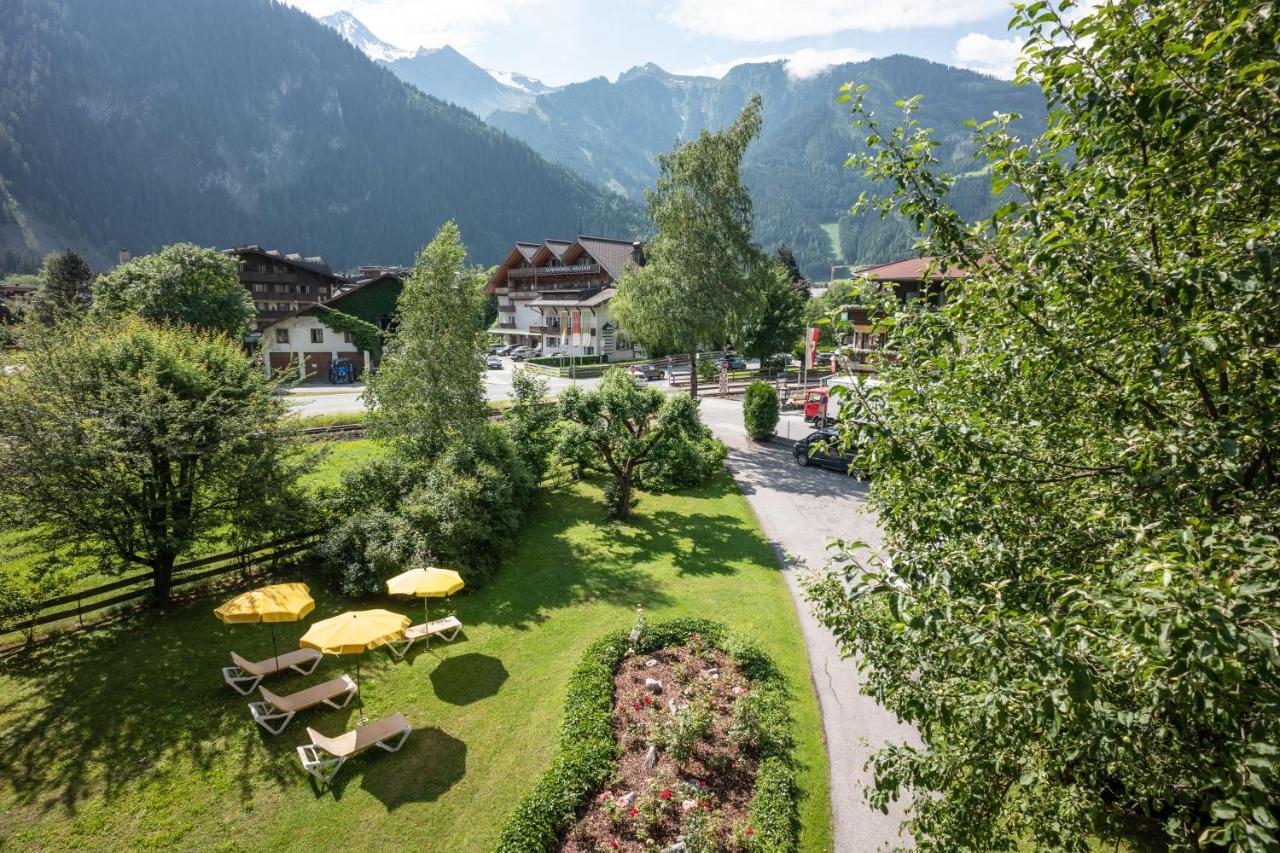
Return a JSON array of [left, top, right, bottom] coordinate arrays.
[[285, 356, 612, 418], [700, 397, 918, 852]]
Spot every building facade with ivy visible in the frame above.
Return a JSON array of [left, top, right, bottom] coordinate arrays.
[[258, 269, 403, 382]]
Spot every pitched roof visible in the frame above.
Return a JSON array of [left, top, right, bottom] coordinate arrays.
[[514, 242, 540, 261], [225, 245, 342, 279], [854, 256, 969, 283], [564, 236, 643, 281]]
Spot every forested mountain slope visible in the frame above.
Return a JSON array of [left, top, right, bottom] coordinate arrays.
[[490, 56, 1048, 277], [0, 0, 642, 273]]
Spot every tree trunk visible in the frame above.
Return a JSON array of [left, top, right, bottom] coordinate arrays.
[[615, 475, 633, 520], [688, 350, 698, 399], [152, 553, 176, 604]]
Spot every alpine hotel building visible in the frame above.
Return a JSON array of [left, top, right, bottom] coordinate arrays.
[[485, 236, 645, 360]]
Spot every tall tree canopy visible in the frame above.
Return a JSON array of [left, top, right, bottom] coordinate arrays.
[[612, 95, 770, 396], [735, 263, 806, 363], [92, 243, 254, 338], [806, 0, 1280, 849], [365, 221, 487, 456], [0, 319, 305, 602], [32, 249, 91, 324]]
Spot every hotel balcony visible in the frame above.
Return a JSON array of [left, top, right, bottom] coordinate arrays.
[[498, 304, 516, 313], [497, 320, 517, 329], [530, 324, 561, 335], [507, 263, 603, 280]]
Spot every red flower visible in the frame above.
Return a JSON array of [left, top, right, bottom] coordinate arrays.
[[660, 789, 672, 799], [610, 842, 619, 849], [629, 808, 639, 817], [690, 632, 700, 642], [746, 827, 754, 836]]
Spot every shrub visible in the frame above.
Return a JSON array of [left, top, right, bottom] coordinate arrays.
[[496, 618, 798, 852], [319, 423, 533, 592], [317, 508, 419, 597], [742, 381, 779, 440]]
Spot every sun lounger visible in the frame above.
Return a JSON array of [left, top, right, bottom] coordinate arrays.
[[222, 647, 323, 695], [386, 615, 463, 660], [248, 674, 358, 735], [296, 712, 412, 784]]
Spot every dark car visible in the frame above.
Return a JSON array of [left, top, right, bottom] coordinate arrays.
[[793, 427, 860, 473], [640, 363, 667, 380], [724, 355, 747, 370]]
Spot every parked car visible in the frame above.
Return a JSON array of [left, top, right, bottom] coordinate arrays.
[[485, 354, 502, 369], [724, 355, 747, 370], [812, 350, 836, 368], [768, 353, 794, 368], [510, 346, 536, 361], [639, 363, 666, 380], [793, 427, 860, 473]]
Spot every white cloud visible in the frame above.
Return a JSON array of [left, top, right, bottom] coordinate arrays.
[[285, 0, 551, 52], [677, 46, 872, 80], [952, 32, 1024, 78], [667, 0, 1011, 41]]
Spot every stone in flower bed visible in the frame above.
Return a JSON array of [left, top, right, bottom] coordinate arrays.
[[561, 636, 766, 852]]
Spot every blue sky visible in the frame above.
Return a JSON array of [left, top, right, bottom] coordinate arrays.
[[286, 0, 1028, 85]]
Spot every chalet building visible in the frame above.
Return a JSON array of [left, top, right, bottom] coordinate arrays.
[[224, 245, 347, 331], [0, 281, 37, 310], [840, 256, 967, 372], [259, 268, 404, 382], [486, 236, 645, 360]]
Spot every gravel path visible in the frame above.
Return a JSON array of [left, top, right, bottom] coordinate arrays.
[[699, 397, 918, 852]]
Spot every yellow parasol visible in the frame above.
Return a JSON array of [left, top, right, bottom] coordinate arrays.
[[300, 609, 410, 723], [386, 567, 464, 643], [214, 582, 315, 665]]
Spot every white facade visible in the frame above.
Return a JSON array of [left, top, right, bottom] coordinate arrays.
[[259, 313, 372, 381]]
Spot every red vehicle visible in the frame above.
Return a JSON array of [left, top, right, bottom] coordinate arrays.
[[803, 388, 833, 426]]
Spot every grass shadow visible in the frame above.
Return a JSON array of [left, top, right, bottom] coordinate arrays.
[[322, 726, 466, 808], [428, 653, 508, 706]]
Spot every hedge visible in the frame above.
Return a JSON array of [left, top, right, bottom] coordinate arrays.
[[495, 617, 798, 852]]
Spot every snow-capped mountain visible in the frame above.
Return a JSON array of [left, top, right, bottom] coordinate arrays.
[[320, 11, 412, 62], [319, 10, 556, 118]]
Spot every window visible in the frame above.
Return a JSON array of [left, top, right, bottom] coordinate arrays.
[[275, 302, 290, 311], [300, 284, 309, 294], [275, 329, 289, 344], [310, 328, 324, 344], [343, 331, 353, 344], [255, 302, 268, 311], [251, 283, 266, 293]]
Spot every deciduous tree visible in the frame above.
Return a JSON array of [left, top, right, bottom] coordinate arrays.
[[92, 243, 253, 338], [0, 319, 307, 602], [612, 96, 770, 397], [805, 0, 1280, 848], [557, 369, 724, 519], [365, 221, 488, 456]]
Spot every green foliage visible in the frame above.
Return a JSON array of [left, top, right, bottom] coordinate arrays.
[[742, 381, 780, 440], [92, 243, 253, 338], [805, 1, 1280, 849], [557, 370, 726, 519], [612, 96, 771, 395], [366, 221, 487, 457], [320, 423, 533, 591], [736, 265, 806, 363], [313, 305, 381, 358], [0, 318, 306, 601], [505, 368, 559, 483], [32, 249, 91, 325], [495, 618, 798, 852]]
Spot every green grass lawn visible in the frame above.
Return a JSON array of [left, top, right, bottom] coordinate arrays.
[[0, 473, 832, 851]]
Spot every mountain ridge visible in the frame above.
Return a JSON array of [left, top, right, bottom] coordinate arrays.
[[0, 0, 642, 271]]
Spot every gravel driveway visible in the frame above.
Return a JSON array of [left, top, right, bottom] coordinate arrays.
[[699, 397, 918, 852]]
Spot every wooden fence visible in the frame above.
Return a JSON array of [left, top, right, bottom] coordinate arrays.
[[5, 530, 321, 638]]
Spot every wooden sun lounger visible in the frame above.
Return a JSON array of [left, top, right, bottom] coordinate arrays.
[[386, 615, 463, 660], [296, 713, 412, 784], [222, 647, 323, 695], [248, 674, 358, 735]]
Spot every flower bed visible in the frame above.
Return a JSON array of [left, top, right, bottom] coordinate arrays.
[[496, 617, 797, 852]]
